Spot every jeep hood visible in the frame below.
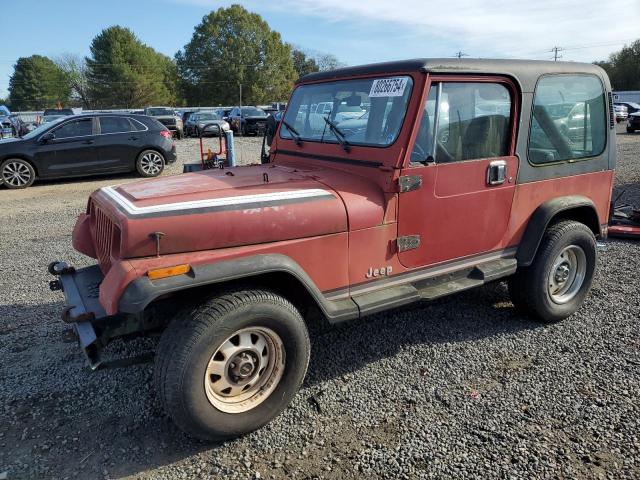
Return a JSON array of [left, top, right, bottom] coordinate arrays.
[[82, 165, 350, 264]]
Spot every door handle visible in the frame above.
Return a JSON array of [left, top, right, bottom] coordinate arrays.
[[129, 136, 139, 141], [83, 139, 94, 145], [486, 160, 507, 186]]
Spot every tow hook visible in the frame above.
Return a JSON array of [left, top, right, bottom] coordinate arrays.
[[48, 261, 75, 291], [48, 261, 75, 276]]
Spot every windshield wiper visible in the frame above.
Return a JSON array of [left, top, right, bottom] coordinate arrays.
[[282, 120, 302, 145], [323, 116, 350, 152]]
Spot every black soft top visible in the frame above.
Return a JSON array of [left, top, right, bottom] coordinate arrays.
[[298, 58, 610, 93]]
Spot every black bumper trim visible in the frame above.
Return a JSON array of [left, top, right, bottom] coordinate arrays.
[[55, 264, 107, 323], [50, 263, 108, 369]]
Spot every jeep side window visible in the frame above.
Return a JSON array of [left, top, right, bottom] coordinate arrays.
[[411, 82, 512, 164], [528, 74, 606, 164]]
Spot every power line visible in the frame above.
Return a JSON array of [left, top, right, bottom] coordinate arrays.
[[550, 46, 563, 61]]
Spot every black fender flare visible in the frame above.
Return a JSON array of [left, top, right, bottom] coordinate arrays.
[[516, 195, 601, 267], [118, 253, 358, 322]]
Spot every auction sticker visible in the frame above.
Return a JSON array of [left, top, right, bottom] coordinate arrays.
[[369, 77, 409, 97]]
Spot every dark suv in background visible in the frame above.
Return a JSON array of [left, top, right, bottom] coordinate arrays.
[[144, 106, 184, 139], [0, 113, 176, 189], [228, 106, 268, 135]]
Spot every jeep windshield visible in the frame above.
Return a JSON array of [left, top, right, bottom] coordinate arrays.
[[281, 76, 413, 147]]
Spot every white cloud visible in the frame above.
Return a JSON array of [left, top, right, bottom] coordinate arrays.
[[288, 0, 640, 59], [175, 0, 639, 62]]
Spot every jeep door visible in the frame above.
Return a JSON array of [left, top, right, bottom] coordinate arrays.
[[397, 77, 519, 268], [35, 116, 99, 178]]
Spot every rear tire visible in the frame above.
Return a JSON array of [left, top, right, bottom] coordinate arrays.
[[136, 149, 165, 177], [1, 158, 35, 189], [154, 288, 310, 441], [508, 220, 596, 323]]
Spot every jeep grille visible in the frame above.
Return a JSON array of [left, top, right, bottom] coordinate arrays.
[[90, 203, 120, 273]]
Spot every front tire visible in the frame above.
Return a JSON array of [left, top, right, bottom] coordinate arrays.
[[136, 149, 165, 177], [627, 126, 635, 133], [1, 158, 35, 189], [154, 289, 310, 441], [508, 220, 596, 323]]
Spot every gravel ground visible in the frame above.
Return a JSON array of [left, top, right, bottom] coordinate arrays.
[[0, 129, 639, 480]]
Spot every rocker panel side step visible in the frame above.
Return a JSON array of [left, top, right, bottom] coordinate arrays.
[[349, 257, 517, 319]]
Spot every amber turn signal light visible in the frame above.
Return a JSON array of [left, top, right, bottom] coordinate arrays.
[[147, 264, 191, 280]]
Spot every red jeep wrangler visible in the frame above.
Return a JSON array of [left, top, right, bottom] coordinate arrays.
[[50, 59, 615, 440]]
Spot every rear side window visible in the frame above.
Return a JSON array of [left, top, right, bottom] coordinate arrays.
[[99, 116, 132, 134], [53, 118, 93, 138], [529, 74, 606, 164], [130, 118, 149, 131]]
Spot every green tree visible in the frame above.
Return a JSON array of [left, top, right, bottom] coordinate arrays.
[[8, 55, 71, 110], [291, 48, 319, 78], [86, 26, 178, 108], [596, 40, 640, 90], [176, 5, 297, 105]]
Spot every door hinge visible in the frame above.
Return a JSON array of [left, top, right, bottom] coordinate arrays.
[[397, 235, 421, 252], [397, 175, 422, 193]]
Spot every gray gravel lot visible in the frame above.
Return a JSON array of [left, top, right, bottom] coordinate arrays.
[[0, 131, 639, 480]]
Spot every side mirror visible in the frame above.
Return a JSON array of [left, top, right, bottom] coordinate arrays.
[[265, 114, 278, 147], [39, 132, 54, 144]]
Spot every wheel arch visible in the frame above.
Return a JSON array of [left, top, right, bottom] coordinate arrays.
[[516, 195, 601, 267], [119, 254, 358, 323], [136, 146, 165, 161]]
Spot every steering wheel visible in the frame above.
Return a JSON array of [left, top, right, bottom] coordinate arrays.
[[410, 139, 454, 164], [435, 140, 453, 163], [410, 142, 428, 163]]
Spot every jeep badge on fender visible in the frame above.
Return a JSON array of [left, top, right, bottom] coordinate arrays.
[[50, 58, 615, 441]]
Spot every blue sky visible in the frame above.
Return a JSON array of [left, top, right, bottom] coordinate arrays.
[[1, 0, 638, 98]]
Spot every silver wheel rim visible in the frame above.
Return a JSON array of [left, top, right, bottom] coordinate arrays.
[[139, 152, 163, 175], [204, 327, 285, 414], [548, 245, 587, 304], [2, 161, 32, 187]]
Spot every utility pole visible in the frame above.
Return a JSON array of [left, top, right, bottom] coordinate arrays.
[[454, 51, 469, 59], [551, 46, 563, 61]]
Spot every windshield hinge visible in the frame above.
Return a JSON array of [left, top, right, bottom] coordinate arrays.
[[397, 175, 423, 193]]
